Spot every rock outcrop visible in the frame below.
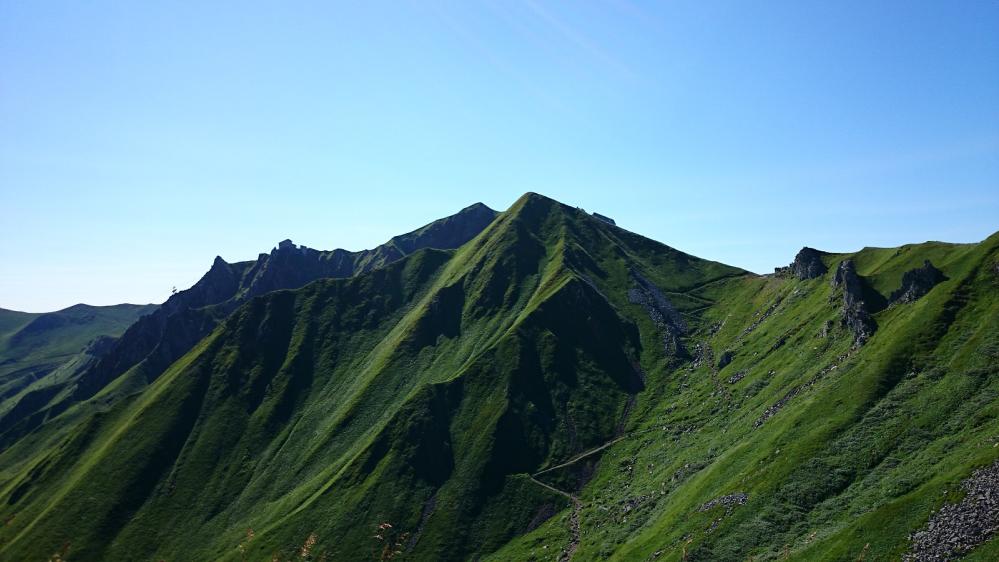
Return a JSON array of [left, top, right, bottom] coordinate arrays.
[[775, 247, 828, 280], [890, 260, 946, 304], [831, 259, 876, 345]]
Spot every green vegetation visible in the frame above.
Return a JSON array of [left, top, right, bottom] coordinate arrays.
[[0, 303, 156, 420], [1, 194, 996, 561]]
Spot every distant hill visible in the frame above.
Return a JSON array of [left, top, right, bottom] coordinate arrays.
[[1, 194, 996, 561], [0, 303, 156, 419]]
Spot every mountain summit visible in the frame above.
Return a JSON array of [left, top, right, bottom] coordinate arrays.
[[0, 194, 997, 561]]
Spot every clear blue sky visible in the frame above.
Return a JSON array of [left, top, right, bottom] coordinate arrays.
[[2, 1, 997, 312]]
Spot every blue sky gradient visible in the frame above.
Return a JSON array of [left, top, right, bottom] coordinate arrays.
[[2, 1, 998, 311]]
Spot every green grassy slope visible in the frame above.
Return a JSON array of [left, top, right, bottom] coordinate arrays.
[[487, 233, 999, 562], [0, 304, 156, 384], [66, 201, 497, 410], [0, 304, 156, 417], [0, 194, 741, 561], [0, 203, 498, 474], [1, 194, 996, 561]]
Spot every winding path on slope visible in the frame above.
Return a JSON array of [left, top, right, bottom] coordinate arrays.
[[533, 435, 627, 478], [527, 432, 635, 559], [527, 475, 582, 562]]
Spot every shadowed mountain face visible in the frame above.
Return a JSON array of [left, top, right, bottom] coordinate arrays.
[[0, 203, 496, 448], [1, 194, 997, 562]]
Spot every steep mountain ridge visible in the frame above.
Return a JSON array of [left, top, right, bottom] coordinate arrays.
[[0, 194, 744, 560], [0, 194, 996, 561], [75, 201, 498, 401], [0, 202, 497, 451]]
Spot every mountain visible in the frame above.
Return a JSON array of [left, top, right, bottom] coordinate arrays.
[[0, 202, 497, 450], [0, 303, 156, 421], [0, 194, 997, 561]]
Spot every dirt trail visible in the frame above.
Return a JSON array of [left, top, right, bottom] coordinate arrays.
[[528, 425, 630, 560], [533, 435, 626, 478], [526, 271, 745, 559], [560, 497, 581, 562], [526, 347, 644, 560], [528, 475, 582, 562]]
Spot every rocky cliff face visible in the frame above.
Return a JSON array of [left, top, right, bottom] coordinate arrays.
[[831, 259, 876, 345], [890, 259, 946, 304], [774, 247, 828, 280]]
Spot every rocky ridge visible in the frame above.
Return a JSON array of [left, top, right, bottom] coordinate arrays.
[[1, 203, 498, 445], [77, 203, 497, 399]]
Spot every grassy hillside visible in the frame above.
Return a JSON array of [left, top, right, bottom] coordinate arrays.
[[0, 202, 497, 465], [0, 194, 996, 561], [0, 304, 156, 419], [487, 232, 999, 561]]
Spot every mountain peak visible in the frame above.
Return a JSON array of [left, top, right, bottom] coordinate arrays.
[[5, 196, 999, 562], [505, 192, 568, 225], [460, 202, 495, 214], [513, 191, 558, 206]]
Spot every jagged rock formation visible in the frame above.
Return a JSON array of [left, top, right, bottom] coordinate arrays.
[[774, 247, 828, 280], [904, 460, 999, 561], [831, 259, 876, 345], [890, 260, 946, 304]]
